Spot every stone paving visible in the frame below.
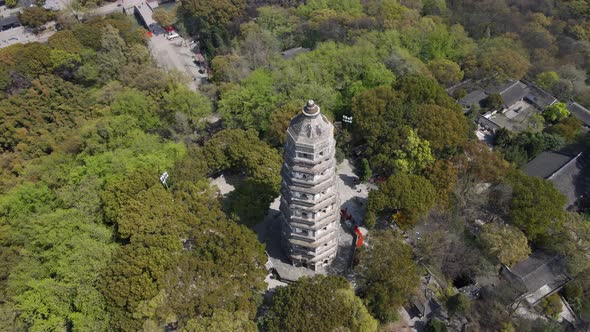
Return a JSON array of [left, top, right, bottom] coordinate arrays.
[[208, 173, 236, 196], [0, 26, 55, 49], [148, 34, 207, 91], [252, 158, 374, 286]]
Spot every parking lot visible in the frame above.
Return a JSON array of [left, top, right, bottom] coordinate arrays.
[[148, 34, 208, 91]]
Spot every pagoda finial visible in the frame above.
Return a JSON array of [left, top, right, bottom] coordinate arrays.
[[303, 99, 320, 116]]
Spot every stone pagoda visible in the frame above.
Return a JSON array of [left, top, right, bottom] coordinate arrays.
[[279, 100, 339, 271]]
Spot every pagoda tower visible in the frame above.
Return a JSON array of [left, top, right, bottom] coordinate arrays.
[[279, 100, 339, 270]]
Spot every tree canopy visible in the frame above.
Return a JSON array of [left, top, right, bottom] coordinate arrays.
[[367, 173, 437, 228], [263, 275, 378, 332], [480, 223, 531, 266], [508, 172, 567, 242], [356, 230, 419, 322], [3, 0, 590, 330]]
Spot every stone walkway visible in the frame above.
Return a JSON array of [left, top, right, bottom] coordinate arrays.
[[208, 173, 236, 196]]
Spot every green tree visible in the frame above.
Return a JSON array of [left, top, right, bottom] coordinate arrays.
[[3, 208, 113, 332], [391, 128, 435, 174], [396, 74, 462, 111], [49, 49, 81, 73], [548, 213, 590, 275], [543, 102, 571, 123], [483, 93, 503, 110], [540, 294, 562, 319], [160, 84, 212, 130], [0, 42, 52, 78], [238, 22, 281, 69], [18, 7, 56, 28], [96, 25, 127, 82], [357, 230, 419, 322], [351, 86, 406, 163], [217, 69, 280, 131], [256, 6, 297, 47], [501, 323, 516, 332], [72, 24, 102, 50], [182, 310, 256, 332], [182, 0, 247, 27], [545, 117, 582, 143], [428, 58, 464, 86], [422, 0, 448, 15], [358, 158, 373, 182], [111, 89, 160, 130], [368, 173, 436, 228], [152, 7, 177, 28], [125, 43, 151, 65], [265, 103, 300, 147], [100, 173, 266, 330], [480, 223, 531, 266], [426, 319, 448, 332], [425, 159, 458, 206], [48, 30, 84, 53], [118, 65, 168, 93], [210, 54, 250, 83], [263, 275, 378, 332], [0, 64, 10, 92], [414, 104, 469, 156], [508, 172, 567, 242], [535, 71, 560, 91], [479, 47, 530, 81], [203, 129, 281, 191], [225, 179, 278, 227], [203, 129, 282, 225]]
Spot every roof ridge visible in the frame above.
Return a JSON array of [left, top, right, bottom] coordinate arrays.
[[499, 81, 520, 95], [548, 153, 582, 180]]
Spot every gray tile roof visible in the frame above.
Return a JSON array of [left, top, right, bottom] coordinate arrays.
[[487, 81, 517, 94], [548, 153, 589, 208], [499, 81, 530, 109], [523, 151, 590, 208], [567, 102, 590, 126], [0, 15, 20, 29], [522, 151, 573, 178], [484, 81, 558, 110], [508, 251, 568, 293], [476, 115, 501, 131], [459, 90, 487, 107], [525, 86, 557, 109], [523, 151, 589, 207]]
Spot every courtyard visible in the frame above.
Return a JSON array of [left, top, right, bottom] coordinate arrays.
[[487, 100, 540, 132]]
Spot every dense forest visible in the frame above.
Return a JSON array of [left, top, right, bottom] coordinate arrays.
[[0, 0, 590, 331]]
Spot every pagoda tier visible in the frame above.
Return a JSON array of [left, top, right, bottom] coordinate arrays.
[[279, 100, 340, 270]]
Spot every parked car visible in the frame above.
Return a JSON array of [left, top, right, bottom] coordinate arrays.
[[166, 32, 180, 40]]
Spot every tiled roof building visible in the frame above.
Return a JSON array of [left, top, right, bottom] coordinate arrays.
[[523, 151, 590, 208]]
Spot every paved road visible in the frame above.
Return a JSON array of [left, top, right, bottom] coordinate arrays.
[[0, 26, 55, 48]]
